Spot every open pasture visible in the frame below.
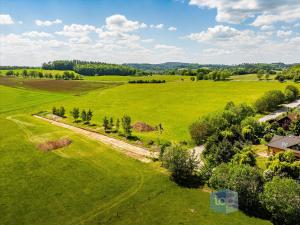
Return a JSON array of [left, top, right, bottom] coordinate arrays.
[[0, 109, 271, 225], [83, 74, 192, 82], [0, 85, 67, 114], [230, 74, 276, 81], [55, 79, 300, 142]]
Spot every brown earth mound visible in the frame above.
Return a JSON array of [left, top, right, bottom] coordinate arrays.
[[132, 122, 156, 132], [38, 138, 72, 152]]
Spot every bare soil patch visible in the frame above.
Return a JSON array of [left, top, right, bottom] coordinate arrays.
[[38, 138, 72, 152], [132, 122, 156, 132], [0, 76, 122, 94]]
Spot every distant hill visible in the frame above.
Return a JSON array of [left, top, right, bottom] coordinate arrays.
[[124, 62, 293, 73], [124, 62, 225, 72]]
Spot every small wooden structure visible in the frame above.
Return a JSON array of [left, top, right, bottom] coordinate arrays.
[[267, 135, 300, 159]]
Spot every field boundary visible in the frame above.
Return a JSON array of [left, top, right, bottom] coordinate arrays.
[[33, 115, 157, 162]]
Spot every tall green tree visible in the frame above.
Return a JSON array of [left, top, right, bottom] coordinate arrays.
[[121, 115, 132, 137], [209, 163, 264, 214], [86, 109, 93, 123], [115, 118, 120, 132], [162, 144, 200, 186], [52, 106, 57, 115], [81, 110, 87, 122], [59, 106, 65, 117], [109, 117, 114, 129], [103, 116, 109, 132], [71, 107, 80, 121], [260, 177, 300, 225]]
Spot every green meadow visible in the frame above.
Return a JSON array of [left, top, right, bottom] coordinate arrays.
[[46, 80, 300, 142], [0, 83, 272, 225], [82, 74, 192, 82]]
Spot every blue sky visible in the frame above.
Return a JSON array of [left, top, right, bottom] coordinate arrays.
[[1, 0, 300, 65]]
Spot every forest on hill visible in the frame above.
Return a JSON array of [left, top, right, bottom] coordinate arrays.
[[42, 60, 137, 76]]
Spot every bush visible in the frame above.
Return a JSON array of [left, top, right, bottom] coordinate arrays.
[[209, 164, 264, 214], [189, 120, 212, 145], [52, 106, 65, 117], [128, 79, 166, 84], [260, 177, 300, 225], [254, 90, 285, 113], [285, 85, 299, 102], [265, 150, 300, 179], [263, 133, 273, 142], [162, 144, 201, 187], [231, 147, 256, 166]]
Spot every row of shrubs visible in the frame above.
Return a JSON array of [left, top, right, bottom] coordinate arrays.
[[128, 79, 166, 83], [52, 106, 134, 138], [5, 70, 81, 80]]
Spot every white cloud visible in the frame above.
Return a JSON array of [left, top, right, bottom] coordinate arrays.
[[0, 14, 14, 24], [35, 19, 62, 26], [22, 31, 53, 38], [260, 25, 274, 31], [185, 25, 242, 42], [189, 0, 300, 26], [277, 30, 292, 38], [56, 24, 97, 37], [105, 14, 147, 32], [69, 36, 92, 44], [96, 14, 149, 51], [185, 25, 268, 53], [155, 44, 182, 51], [150, 24, 164, 29], [168, 26, 177, 31], [141, 38, 154, 43], [203, 48, 233, 56], [184, 24, 300, 64]]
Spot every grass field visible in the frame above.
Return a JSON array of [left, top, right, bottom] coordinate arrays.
[[0, 84, 272, 225], [1, 76, 298, 143], [83, 75, 192, 82], [44, 80, 300, 142], [230, 74, 276, 81], [0, 85, 68, 114]]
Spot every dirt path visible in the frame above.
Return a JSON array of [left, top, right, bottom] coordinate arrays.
[[33, 115, 157, 163]]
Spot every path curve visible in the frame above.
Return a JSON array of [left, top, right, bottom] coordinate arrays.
[[33, 115, 157, 163]]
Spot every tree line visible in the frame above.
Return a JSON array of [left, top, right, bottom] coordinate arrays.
[[126, 62, 289, 75], [275, 65, 300, 82], [42, 60, 137, 76], [5, 70, 81, 80], [102, 115, 132, 137], [51, 106, 133, 139], [128, 79, 166, 84]]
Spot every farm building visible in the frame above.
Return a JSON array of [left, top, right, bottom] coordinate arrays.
[[267, 135, 300, 159], [268, 112, 299, 130], [276, 112, 299, 130]]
